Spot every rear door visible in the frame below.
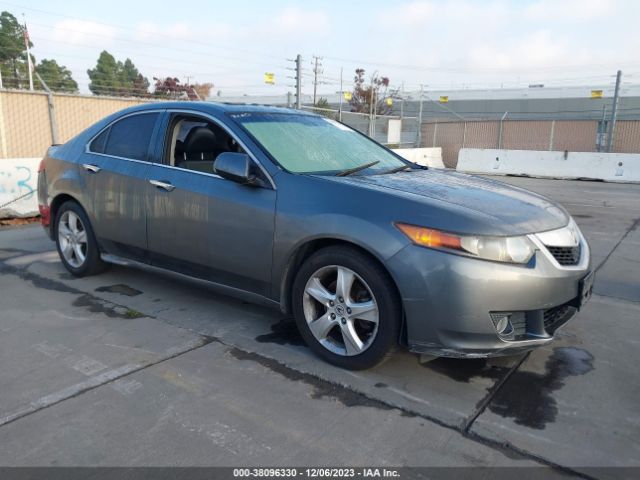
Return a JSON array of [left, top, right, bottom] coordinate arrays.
[[145, 111, 277, 296], [81, 111, 162, 260]]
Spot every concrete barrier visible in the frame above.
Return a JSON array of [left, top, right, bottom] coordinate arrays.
[[392, 147, 445, 168], [0, 158, 41, 218], [457, 148, 640, 183]]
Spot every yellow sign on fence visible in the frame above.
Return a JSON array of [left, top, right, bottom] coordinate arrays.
[[385, 97, 393, 106], [264, 73, 275, 85], [439, 96, 449, 103], [590, 90, 603, 99], [343, 91, 352, 101]]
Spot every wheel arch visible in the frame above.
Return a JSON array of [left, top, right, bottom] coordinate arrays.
[[48, 193, 88, 237], [279, 237, 408, 346]]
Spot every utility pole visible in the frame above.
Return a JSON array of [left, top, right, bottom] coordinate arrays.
[[368, 71, 377, 137], [338, 67, 343, 122], [286, 54, 303, 109], [416, 84, 424, 147], [295, 54, 302, 109], [312, 55, 323, 105], [607, 70, 622, 153], [22, 16, 34, 91]]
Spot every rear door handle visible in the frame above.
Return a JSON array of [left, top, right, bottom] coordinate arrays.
[[82, 163, 101, 173], [149, 179, 175, 192]]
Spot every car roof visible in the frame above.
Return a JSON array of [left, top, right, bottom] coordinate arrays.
[[120, 101, 315, 116]]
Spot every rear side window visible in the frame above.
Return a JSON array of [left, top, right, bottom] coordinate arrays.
[[89, 128, 109, 154], [102, 113, 159, 161]]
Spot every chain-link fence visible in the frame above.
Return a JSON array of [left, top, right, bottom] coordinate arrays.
[[422, 119, 640, 167], [0, 89, 155, 158], [301, 105, 419, 147], [2, 89, 640, 165]]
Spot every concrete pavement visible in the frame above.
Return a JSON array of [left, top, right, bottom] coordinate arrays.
[[0, 177, 638, 475]]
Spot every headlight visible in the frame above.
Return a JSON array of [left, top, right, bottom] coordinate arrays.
[[395, 223, 536, 264]]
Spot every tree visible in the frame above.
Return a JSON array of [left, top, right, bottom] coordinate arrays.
[[119, 58, 149, 96], [315, 97, 330, 109], [349, 68, 394, 115], [192, 82, 213, 100], [153, 77, 208, 101], [0, 11, 33, 89], [35, 59, 78, 93], [87, 51, 149, 97], [312, 97, 337, 120], [87, 51, 119, 96]]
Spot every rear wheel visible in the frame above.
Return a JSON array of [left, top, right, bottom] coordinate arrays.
[[292, 246, 401, 370], [55, 201, 106, 277]]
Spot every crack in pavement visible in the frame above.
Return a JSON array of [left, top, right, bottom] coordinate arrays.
[[594, 216, 640, 273], [460, 352, 531, 433], [0, 336, 215, 429]]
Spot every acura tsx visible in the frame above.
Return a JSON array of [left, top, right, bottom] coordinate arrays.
[[37, 102, 594, 369]]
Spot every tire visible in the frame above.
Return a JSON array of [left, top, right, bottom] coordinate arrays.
[[54, 200, 106, 277], [292, 246, 401, 370]]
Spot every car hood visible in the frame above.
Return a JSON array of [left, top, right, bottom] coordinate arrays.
[[320, 169, 569, 235]]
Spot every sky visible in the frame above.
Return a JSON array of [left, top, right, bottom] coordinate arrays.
[[4, 0, 640, 97]]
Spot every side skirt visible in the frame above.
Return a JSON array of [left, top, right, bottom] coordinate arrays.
[[101, 253, 281, 311]]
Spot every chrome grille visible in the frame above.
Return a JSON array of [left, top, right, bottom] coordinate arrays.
[[546, 245, 581, 266]]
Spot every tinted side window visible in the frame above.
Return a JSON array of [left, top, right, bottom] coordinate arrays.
[[104, 113, 159, 161], [89, 128, 109, 154]]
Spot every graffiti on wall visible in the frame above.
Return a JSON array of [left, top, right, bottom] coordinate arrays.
[[0, 158, 40, 217]]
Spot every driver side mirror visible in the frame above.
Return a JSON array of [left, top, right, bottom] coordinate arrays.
[[214, 152, 258, 186]]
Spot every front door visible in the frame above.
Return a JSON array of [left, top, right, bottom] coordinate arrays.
[[145, 112, 276, 297]]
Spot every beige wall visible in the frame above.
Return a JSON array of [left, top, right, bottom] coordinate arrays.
[[0, 90, 153, 159]]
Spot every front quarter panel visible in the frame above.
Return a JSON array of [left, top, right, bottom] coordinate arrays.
[[271, 173, 411, 300]]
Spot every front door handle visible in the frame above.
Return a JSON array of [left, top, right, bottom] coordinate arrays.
[[82, 163, 101, 173], [149, 179, 175, 192]]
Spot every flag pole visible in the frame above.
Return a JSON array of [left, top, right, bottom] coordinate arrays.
[[23, 15, 34, 91]]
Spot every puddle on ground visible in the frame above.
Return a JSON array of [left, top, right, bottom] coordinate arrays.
[[229, 347, 409, 414], [73, 294, 145, 319], [95, 284, 142, 297], [488, 347, 594, 430], [255, 318, 306, 346], [424, 357, 509, 383], [423, 347, 594, 429]]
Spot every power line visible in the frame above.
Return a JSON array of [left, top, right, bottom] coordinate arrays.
[[0, 1, 285, 61]]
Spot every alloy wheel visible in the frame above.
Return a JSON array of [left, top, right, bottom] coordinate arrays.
[[58, 210, 88, 268], [302, 265, 379, 356]]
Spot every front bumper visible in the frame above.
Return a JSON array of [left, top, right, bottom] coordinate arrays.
[[385, 238, 591, 358]]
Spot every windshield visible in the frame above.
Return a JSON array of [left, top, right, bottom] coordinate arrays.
[[231, 113, 406, 175]]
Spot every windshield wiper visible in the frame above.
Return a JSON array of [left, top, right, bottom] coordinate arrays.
[[381, 164, 412, 175], [335, 160, 380, 177], [380, 162, 428, 175]]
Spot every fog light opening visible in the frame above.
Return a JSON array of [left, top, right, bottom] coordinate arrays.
[[490, 312, 514, 337]]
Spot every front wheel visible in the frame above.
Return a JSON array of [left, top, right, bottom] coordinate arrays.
[[292, 246, 401, 370], [55, 201, 106, 277]]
